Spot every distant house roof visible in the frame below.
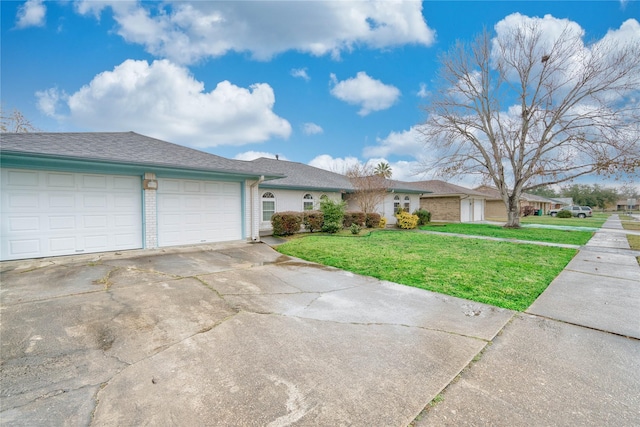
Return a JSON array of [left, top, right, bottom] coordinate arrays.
[[251, 157, 352, 192], [383, 179, 428, 194], [0, 132, 281, 179], [412, 180, 487, 197]]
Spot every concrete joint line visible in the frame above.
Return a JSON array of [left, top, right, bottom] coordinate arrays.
[[564, 268, 640, 281], [522, 312, 640, 341]]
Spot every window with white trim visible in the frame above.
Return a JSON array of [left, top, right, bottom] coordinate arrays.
[[404, 196, 410, 212], [303, 193, 314, 210], [393, 195, 400, 212], [262, 192, 275, 221]]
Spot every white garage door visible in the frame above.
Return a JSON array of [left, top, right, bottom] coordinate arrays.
[[1, 169, 142, 261], [157, 178, 242, 247]]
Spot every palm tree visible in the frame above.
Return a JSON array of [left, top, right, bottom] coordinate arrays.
[[374, 161, 392, 178]]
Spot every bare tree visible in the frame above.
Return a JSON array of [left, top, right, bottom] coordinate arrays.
[[345, 163, 389, 214], [1, 107, 39, 133], [419, 20, 640, 227]]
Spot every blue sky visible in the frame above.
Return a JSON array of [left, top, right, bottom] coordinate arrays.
[[2, 0, 638, 186]]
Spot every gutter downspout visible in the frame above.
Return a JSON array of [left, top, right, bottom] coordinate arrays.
[[250, 176, 265, 242]]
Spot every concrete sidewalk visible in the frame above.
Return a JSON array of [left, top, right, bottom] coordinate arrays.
[[414, 214, 640, 426]]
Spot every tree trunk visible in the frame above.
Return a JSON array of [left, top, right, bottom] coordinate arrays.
[[504, 196, 521, 228]]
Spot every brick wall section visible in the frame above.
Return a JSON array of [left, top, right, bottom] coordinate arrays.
[[143, 172, 158, 248], [485, 200, 507, 219], [420, 197, 460, 222]]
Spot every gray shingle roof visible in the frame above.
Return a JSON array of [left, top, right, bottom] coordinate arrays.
[[251, 157, 352, 191], [0, 132, 281, 178], [412, 180, 487, 197]]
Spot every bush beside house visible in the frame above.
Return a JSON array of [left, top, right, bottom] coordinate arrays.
[[412, 209, 431, 225], [271, 212, 303, 236], [395, 211, 419, 229], [271, 208, 386, 236]]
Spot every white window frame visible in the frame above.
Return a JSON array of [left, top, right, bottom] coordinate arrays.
[[262, 192, 276, 222], [303, 193, 314, 211], [393, 195, 401, 212], [404, 196, 411, 212]]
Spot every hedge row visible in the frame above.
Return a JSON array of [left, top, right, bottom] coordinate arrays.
[[271, 211, 382, 236]]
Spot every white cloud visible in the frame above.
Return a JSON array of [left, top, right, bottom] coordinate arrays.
[[302, 122, 323, 135], [37, 59, 291, 148], [308, 154, 361, 174], [16, 0, 46, 28], [233, 151, 286, 161], [417, 83, 430, 98], [291, 68, 310, 81], [330, 72, 400, 116], [74, 1, 435, 64], [35, 87, 66, 118], [307, 154, 427, 182], [363, 126, 423, 158]]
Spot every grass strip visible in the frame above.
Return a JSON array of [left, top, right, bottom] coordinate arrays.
[[520, 214, 607, 228], [419, 223, 593, 245], [277, 231, 576, 311]]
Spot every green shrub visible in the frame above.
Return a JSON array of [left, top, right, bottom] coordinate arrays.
[[395, 211, 419, 229], [412, 209, 431, 225], [322, 221, 343, 234], [271, 211, 302, 236], [365, 212, 381, 228], [320, 198, 346, 233], [557, 210, 572, 218], [343, 211, 366, 228], [350, 223, 361, 234], [303, 210, 324, 232]]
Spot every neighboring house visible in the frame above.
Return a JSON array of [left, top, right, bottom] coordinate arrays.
[[474, 185, 553, 218], [0, 132, 281, 261], [616, 199, 639, 211], [412, 180, 486, 222], [351, 179, 425, 224], [249, 158, 425, 232]]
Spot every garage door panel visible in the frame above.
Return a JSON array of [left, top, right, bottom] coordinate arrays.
[[9, 193, 40, 209], [7, 216, 38, 232], [1, 169, 142, 260], [84, 215, 108, 228], [50, 236, 76, 252], [49, 194, 75, 209], [8, 170, 39, 186], [47, 172, 75, 188], [50, 216, 76, 230], [82, 175, 107, 189], [158, 178, 241, 247], [83, 194, 108, 209], [85, 235, 109, 249], [10, 239, 40, 256]]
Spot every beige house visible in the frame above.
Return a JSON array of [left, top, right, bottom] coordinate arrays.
[[412, 180, 487, 222], [474, 185, 553, 218]]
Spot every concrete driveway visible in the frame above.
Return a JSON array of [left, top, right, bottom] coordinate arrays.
[[0, 242, 513, 426]]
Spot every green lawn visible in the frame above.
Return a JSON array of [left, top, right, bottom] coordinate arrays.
[[419, 223, 593, 245], [520, 213, 607, 228], [620, 215, 640, 265], [277, 231, 577, 311]]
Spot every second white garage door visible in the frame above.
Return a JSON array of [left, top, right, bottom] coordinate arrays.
[[157, 178, 242, 247]]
